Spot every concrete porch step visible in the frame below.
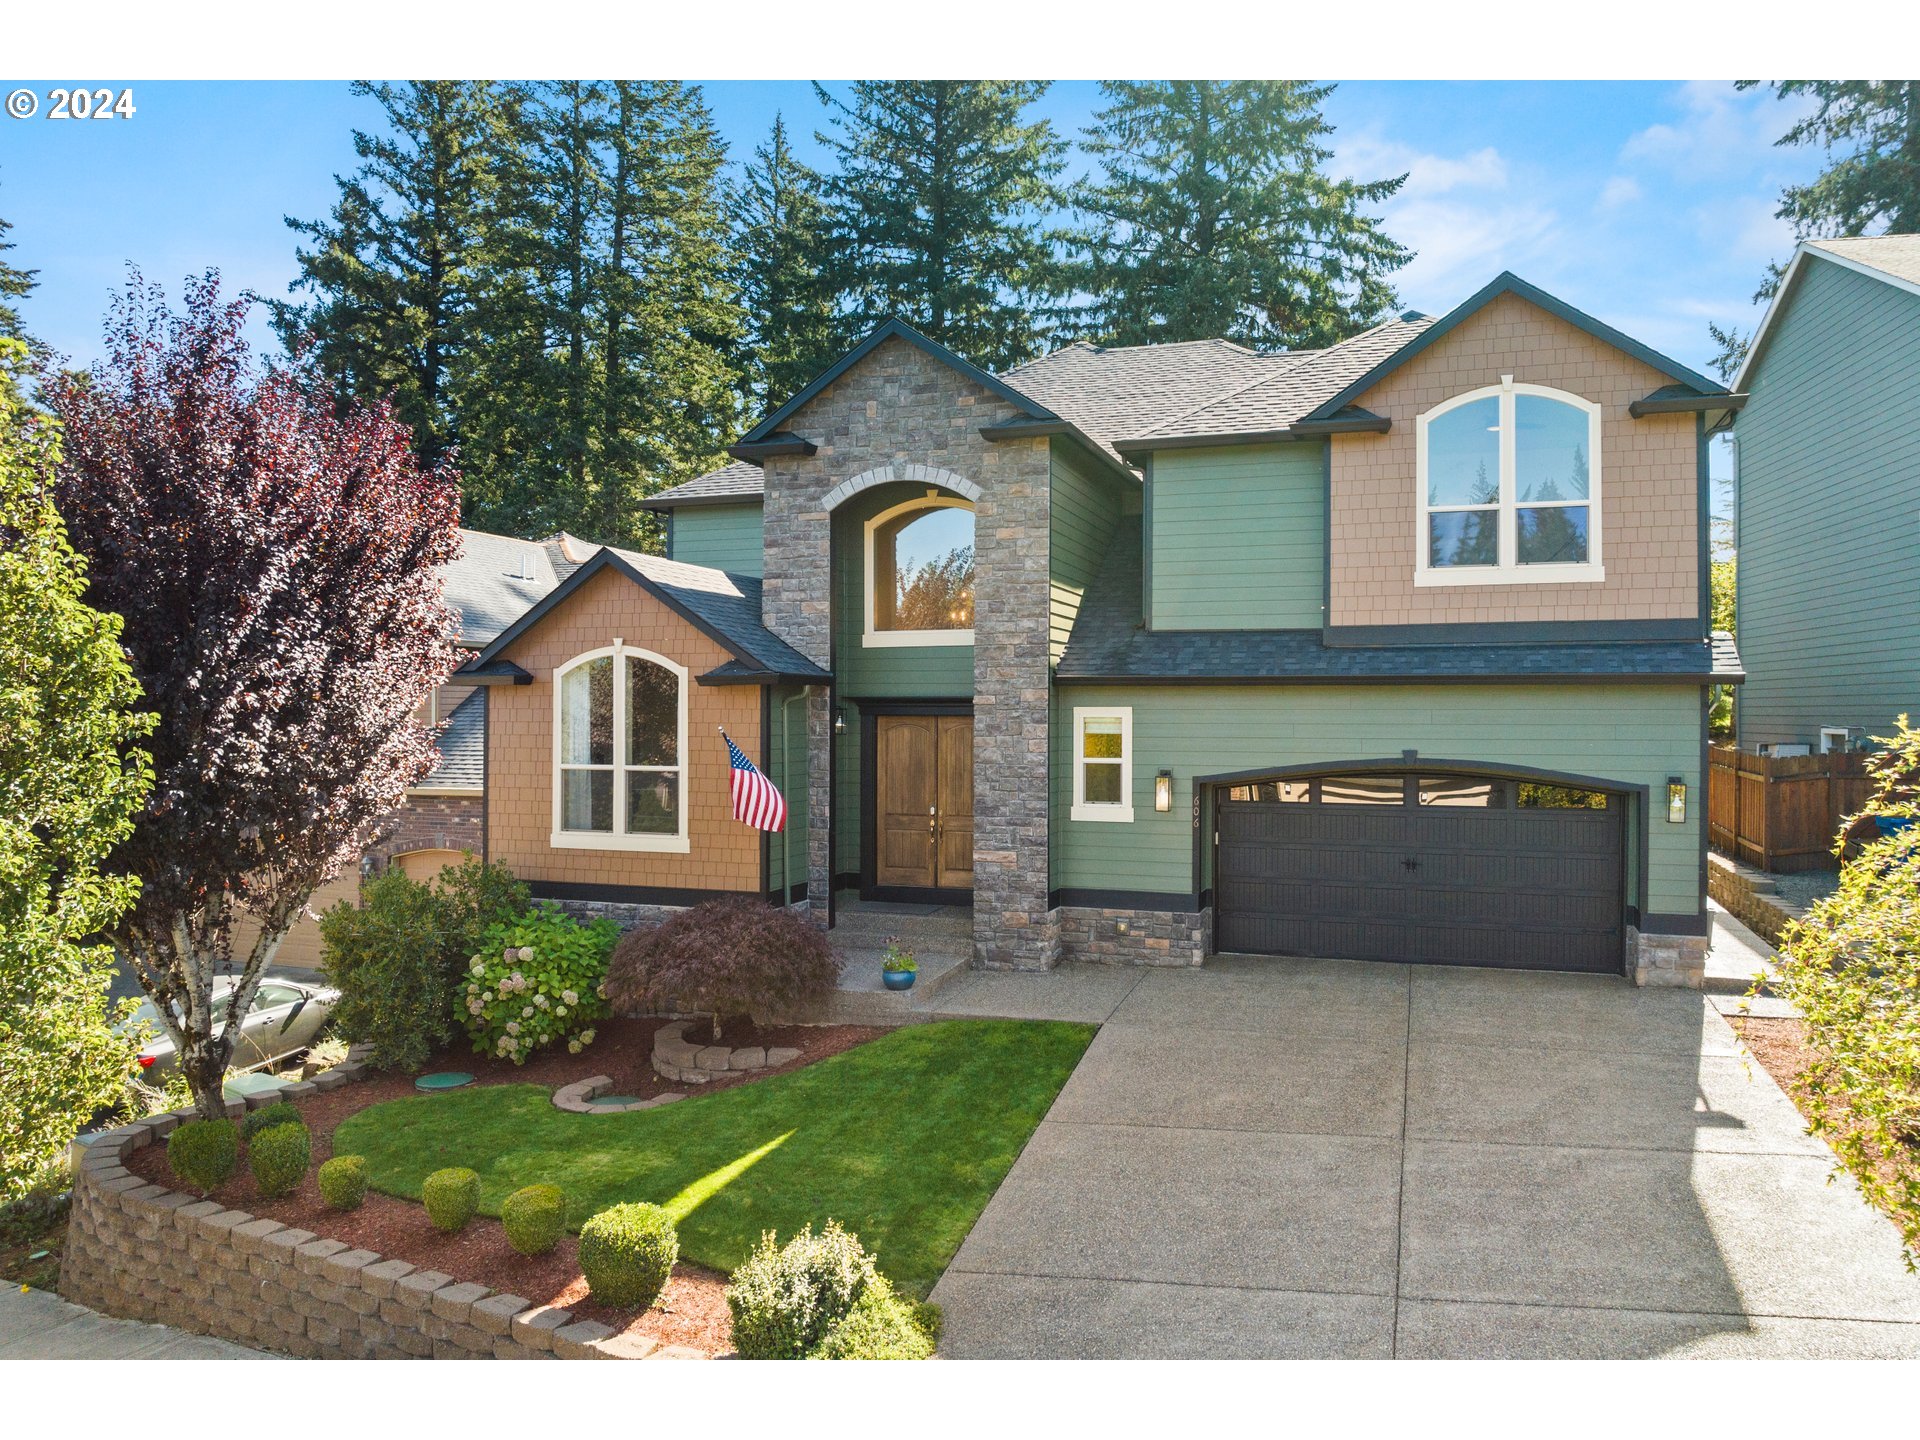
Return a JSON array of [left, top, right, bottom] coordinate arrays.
[[788, 945, 972, 1026]]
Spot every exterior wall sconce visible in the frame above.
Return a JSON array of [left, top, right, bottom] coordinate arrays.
[[1155, 770, 1174, 813], [1667, 776, 1687, 824], [834, 707, 847, 735]]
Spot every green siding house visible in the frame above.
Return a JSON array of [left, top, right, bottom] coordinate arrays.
[[627, 274, 1743, 985], [1732, 236, 1920, 752]]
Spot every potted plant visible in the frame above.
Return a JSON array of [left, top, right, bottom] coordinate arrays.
[[881, 937, 918, 991]]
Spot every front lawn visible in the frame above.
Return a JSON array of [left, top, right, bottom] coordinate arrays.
[[334, 1018, 1092, 1296]]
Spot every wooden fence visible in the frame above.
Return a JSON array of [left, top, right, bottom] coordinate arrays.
[[1708, 745, 1873, 873]]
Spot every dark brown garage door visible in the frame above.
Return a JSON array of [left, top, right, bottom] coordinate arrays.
[[1214, 773, 1625, 973]]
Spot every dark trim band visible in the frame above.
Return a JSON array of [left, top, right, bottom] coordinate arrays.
[[1639, 911, 1710, 938], [529, 881, 756, 908], [1324, 618, 1705, 648], [1048, 888, 1203, 913]]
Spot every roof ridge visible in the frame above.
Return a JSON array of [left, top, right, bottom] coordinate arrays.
[[1116, 350, 1321, 440]]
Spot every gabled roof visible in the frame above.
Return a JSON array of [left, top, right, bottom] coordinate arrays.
[[441, 528, 570, 647], [735, 317, 1056, 452], [1056, 518, 1742, 684], [418, 689, 485, 791], [459, 546, 829, 686], [1734, 236, 1920, 391], [1116, 314, 1435, 449], [1302, 272, 1728, 423]]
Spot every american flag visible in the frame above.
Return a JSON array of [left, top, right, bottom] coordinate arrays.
[[723, 730, 787, 832]]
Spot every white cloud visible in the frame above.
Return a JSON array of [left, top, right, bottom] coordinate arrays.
[[1339, 131, 1510, 198], [1597, 176, 1642, 211], [1618, 80, 1809, 181]]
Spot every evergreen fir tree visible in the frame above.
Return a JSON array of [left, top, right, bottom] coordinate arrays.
[[729, 114, 839, 409], [1064, 81, 1410, 349], [815, 81, 1065, 369], [276, 81, 507, 470], [0, 203, 39, 397]]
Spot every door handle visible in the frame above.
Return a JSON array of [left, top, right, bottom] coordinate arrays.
[[1402, 857, 1421, 872]]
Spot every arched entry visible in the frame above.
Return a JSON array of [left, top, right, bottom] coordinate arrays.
[[1207, 761, 1632, 974]]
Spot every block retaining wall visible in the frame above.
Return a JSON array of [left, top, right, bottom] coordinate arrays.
[[61, 1053, 697, 1361]]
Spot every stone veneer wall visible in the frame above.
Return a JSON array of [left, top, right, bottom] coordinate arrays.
[[1054, 905, 1210, 967], [1627, 926, 1708, 988], [61, 1056, 694, 1361], [758, 336, 1058, 970]]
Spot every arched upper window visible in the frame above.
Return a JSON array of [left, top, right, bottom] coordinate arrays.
[[864, 493, 976, 647], [1416, 380, 1603, 585], [551, 643, 688, 852]]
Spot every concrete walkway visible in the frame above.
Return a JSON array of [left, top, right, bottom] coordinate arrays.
[[0, 1284, 268, 1359], [928, 956, 1920, 1359]]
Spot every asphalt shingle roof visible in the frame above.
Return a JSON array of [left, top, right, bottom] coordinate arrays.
[[601, 547, 829, 681], [1057, 518, 1743, 684], [640, 460, 769, 510], [1126, 315, 1436, 440], [1808, 234, 1920, 288], [421, 689, 485, 790], [442, 529, 565, 647]]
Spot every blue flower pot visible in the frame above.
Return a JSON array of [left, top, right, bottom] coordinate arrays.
[[882, 969, 917, 991]]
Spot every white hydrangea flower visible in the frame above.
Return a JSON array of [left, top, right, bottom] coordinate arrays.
[[561, 990, 578, 1007], [555, 1005, 567, 1018], [506, 1020, 520, 1036]]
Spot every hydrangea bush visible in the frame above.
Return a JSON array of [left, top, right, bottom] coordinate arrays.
[[462, 905, 617, 1064]]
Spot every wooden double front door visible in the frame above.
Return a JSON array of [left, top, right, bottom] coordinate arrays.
[[873, 713, 974, 894]]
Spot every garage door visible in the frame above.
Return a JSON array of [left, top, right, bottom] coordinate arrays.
[[1214, 773, 1625, 973]]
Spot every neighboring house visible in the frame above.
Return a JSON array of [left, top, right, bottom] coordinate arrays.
[[456, 272, 1741, 986], [271, 528, 574, 968], [1730, 234, 1920, 754]]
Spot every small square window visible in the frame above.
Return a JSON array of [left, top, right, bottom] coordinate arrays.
[[1072, 708, 1133, 822]]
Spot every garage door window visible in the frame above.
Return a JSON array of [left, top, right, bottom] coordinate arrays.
[[1072, 708, 1133, 822], [1220, 774, 1614, 811]]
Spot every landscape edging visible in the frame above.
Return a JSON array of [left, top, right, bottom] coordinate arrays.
[[59, 1048, 699, 1361]]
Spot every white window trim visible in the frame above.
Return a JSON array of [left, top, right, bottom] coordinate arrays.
[[1071, 706, 1134, 823], [550, 640, 691, 853], [863, 492, 976, 649], [1414, 378, 1605, 587]]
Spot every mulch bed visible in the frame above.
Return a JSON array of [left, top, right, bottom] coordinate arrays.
[[124, 1014, 885, 1355]]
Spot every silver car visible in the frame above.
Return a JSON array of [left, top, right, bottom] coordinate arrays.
[[128, 977, 338, 1082]]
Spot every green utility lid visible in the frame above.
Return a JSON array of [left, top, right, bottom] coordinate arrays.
[[415, 1071, 475, 1091], [589, 1095, 639, 1107]]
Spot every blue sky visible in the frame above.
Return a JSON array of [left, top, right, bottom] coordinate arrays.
[[1, 79, 1815, 415]]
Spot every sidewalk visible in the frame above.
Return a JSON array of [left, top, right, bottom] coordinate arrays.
[[0, 1285, 269, 1360]]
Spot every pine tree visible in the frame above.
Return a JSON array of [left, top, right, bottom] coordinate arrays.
[[1064, 81, 1410, 349], [276, 81, 507, 471], [1746, 81, 1920, 237], [815, 81, 1065, 369], [463, 82, 740, 547], [0, 206, 39, 398], [1711, 82, 1920, 371], [730, 114, 839, 409]]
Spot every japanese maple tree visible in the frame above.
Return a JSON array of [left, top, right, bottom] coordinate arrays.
[[45, 272, 461, 1118]]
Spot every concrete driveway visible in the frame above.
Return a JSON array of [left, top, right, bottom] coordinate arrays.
[[928, 956, 1920, 1358]]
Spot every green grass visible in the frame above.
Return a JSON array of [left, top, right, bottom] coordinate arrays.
[[333, 1019, 1093, 1296]]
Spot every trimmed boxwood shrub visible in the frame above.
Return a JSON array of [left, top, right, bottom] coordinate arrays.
[[809, 1277, 936, 1360], [577, 1201, 677, 1308], [248, 1121, 310, 1198], [317, 1155, 366, 1211], [463, 905, 616, 1064], [605, 897, 839, 1040], [241, 1101, 302, 1141], [166, 1118, 238, 1194], [725, 1220, 877, 1360], [502, 1183, 567, 1256], [422, 1166, 479, 1232]]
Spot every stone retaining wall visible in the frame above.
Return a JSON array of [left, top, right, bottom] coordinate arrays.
[[1053, 905, 1209, 967], [61, 1058, 695, 1361], [1707, 851, 1802, 947]]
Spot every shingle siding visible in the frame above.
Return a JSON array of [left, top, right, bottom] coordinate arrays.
[[1147, 442, 1326, 630], [668, 503, 765, 577], [1736, 256, 1920, 746]]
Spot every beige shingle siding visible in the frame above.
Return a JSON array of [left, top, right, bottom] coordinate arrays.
[[1329, 292, 1699, 627], [486, 565, 763, 896]]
